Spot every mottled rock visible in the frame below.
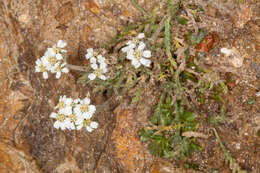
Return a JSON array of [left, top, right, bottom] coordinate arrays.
[[0, 142, 40, 173], [55, 2, 75, 25], [109, 110, 147, 173]]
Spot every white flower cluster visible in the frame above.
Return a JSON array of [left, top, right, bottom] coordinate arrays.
[[50, 95, 98, 132], [85, 48, 109, 81], [35, 40, 69, 79], [122, 33, 152, 69]]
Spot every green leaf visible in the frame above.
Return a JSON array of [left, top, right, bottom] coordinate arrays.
[[187, 29, 208, 47], [139, 128, 154, 142], [149, 136, 168, 157], [184, 161, 199, 171], [180, 111, 195, 122], [247, 97, 256, 105], [181, 71, 198, 83], [257, 129, 260, 137], [177, 17, 188, 25]]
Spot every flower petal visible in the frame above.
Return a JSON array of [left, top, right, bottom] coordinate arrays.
[[61, 67, 69, 73], [43, 72, 48, 79], [45, 48, 56, 57], [90, 63, 98, 70], [131, 59, 141, 69], [56, 71, 61, 79], [88, 73, 96, 80], [97, 55, 105, 64], [142, 50, 151, 58], [73, 99, 81, 104], [56, 53, 63, 60], [86, 126, 93, 132], [50, 112, 57, 118], [121, 46, 130, 53], [87, 48, 93, 54], [57, 40, 67, 48], [99, 75, 107, 80], [90, 57, 96, 64], [140, 58, 151, 67], [53, 121, 60, 129], [138, 42, 146, 51], [76, 124, 83, 130], [90, 122, 98, 129], [83, 98, 90, 105], [126, 49, 134, 60], [100, 64, 108, 73], [88, 105, 96, 114], [138, 33, 145, 39]]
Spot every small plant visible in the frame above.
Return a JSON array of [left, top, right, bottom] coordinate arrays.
[[32, 0, 245, 171], [140, 93, 201, 159]]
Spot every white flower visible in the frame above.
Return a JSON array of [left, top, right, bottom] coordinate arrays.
[[55, 95, 73, 115], [53, 40, 67, 53], [127, 42, 152, 68], [85, 48, 99, 60], [45, 48, 56, 58], [88, 61, 108, 80], [121, 33, 145, 53], [51, 62, 69, 79], [75, 118, 99, 132], [97, 55, 106, 65], [50, 95, 99, 132], [87, 53, 108, 80], [50, 112, 71, 130], [35, 40, 69, 79], [35, 59, 49, 79], [74, 97, 96, 119], [41, 54, 58, 70], [85, 48, 94, 59], [121, 33, 152, 68], [66, 113, 77, 130]]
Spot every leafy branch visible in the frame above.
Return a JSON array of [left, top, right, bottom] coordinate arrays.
[[213, 128, 247, 173]]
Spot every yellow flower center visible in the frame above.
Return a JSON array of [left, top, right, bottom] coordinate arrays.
[[39, 64, 46, 72], [93, 52, 98, 57], [83, 119, 91, 127], [57, 101, 65, 109], [48, 57, 57, 65], [95, 68, 102, 78], [53, 48, 61, 54], [55, 65, 62, 72], [80, 104, 89, 113], [57, 114, 66, 122], [68, 114, 77, 122], [134, 49, 142, 59]]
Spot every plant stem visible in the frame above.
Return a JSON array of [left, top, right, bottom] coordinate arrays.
[[164, 17, 177, 70], [150, 16, 167, 44], [131, 0, 149, 18], [66, 64, 86, 72], [213, 128, 246, 173]]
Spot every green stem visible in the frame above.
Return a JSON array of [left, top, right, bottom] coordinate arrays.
[[164, 18, 177, 70], [131, 0, 149, 18]]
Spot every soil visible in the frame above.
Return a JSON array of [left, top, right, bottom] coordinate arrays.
[[0, 0, 259, 173]]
